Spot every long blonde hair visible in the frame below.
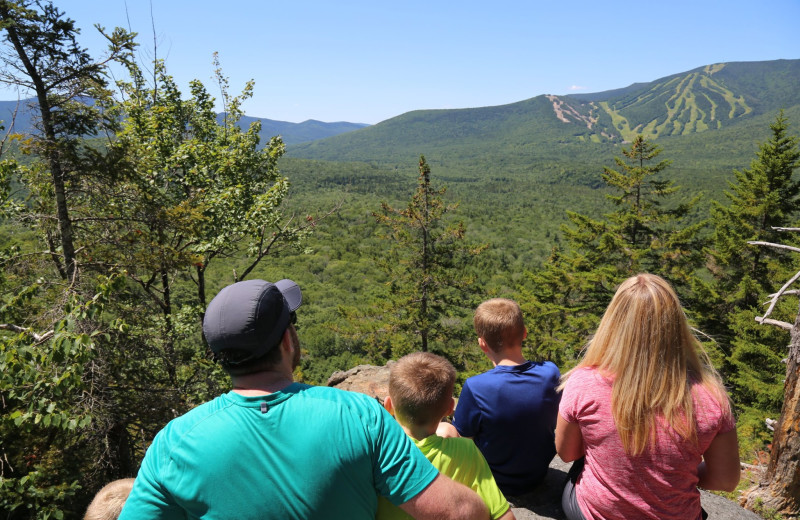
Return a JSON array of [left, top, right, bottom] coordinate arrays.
[[564, 273, 729, 456]]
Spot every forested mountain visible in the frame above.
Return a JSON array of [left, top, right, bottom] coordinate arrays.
[[0, 99, 368, 145], [225, 114, 368, 145], [288, 59, 800, 167]]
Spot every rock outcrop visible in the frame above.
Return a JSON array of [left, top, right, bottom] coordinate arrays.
[[328, 364, 763, 519], [328, 363, 393, 403]]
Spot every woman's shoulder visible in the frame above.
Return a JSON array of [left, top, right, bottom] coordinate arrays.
[[568, 365, 600, 380], [565, 366, 610, 390], [690, 379, 735, 432]]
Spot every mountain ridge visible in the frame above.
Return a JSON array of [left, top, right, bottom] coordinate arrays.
[[0, 99, 368, 146], [287, 59, 800, 166]]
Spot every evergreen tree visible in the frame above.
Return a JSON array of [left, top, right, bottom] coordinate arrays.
[[520, 136, 704, 367], [703, 111, 800, 451], [341, 156, 484, 361], [0, 0, 134, 282], [0, 2, 136, 515], [707, 111, 800, 314]]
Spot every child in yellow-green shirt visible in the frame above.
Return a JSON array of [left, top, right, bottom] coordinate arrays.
[[377, 352, 514, 520]]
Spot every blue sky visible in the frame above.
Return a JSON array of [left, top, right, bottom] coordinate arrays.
[[8, 1, 800, 124]]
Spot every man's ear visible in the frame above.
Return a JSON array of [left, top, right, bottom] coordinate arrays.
[[523, 327, 528, 341], [383, 395, 395, 416], [280, 328, 293, 350], [477, 337, 490, 354]]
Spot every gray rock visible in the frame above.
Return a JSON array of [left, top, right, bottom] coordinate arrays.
[[327, 363, 392, 403], [509, 457, 764, 519]]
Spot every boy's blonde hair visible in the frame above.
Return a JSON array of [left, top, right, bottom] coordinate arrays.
[[84, 478, 135, 520], [563, 273, 731, 456], [474, 298, 525, 352], [389, 352, 456, 427]]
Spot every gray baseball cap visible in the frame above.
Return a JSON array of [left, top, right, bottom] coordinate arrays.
[[203, 279, 302, 361]]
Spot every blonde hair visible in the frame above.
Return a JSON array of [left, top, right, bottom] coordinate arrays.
[[389, 352, 456, 427], [474, 298, 525, 352], [563, 274, 730, 456], [84, 478, 135, 520]]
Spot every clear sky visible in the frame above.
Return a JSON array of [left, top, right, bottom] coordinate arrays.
[[7, 0, 800, 125]]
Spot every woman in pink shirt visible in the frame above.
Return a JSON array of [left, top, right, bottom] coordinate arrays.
[[555, 274, 740, 520]]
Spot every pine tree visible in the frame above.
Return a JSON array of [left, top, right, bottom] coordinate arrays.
[[0, 2, 136, 514], [0, 0, 134, 282], [704, 111, 800, 452], [343, 156, 484, 360], [520, 135, 704, 367], [707, 111, 800, 314]]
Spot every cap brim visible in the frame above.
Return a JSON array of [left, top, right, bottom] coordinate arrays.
[[275, 279, 302, 312]]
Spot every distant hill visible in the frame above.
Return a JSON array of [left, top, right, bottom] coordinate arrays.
[[0, 99, 36, 135], [0, 99, 368, 146], [287, 59, 800, 167], [218, 114, 368, 145]]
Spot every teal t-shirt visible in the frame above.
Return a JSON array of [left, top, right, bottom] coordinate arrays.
[[119, 383, 439, 519]]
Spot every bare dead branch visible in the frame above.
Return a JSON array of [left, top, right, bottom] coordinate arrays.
[[0, 98, 19, 155], [754, 317, 793, 330], [767, 289, 800, 298], [771, 227, 800, 232], [747, 241, 800, 254], [760, 269, 800, 321], [0, 323, 54, 342]]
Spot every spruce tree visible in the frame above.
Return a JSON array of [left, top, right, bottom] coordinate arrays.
[[520, 135, 703, 367], [342, 156, 484, 361], [704, 111, 800, 451], [707, 111, 800, 314]]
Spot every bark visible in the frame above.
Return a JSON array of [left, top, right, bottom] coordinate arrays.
[[2, 11, 77, 282], [744, 301, 800, 516]]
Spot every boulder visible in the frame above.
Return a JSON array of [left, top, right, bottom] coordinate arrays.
[[327, 363, 393, 404]]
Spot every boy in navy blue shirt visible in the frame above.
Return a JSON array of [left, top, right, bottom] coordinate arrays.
[[452, 298, 561, 497]]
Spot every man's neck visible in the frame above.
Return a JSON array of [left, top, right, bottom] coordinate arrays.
[[231, 370, 294, 396]]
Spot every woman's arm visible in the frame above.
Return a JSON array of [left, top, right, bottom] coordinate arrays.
[[697, 429, 740, 492], [555, 414, 585, 462]]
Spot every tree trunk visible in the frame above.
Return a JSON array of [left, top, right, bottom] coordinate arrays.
[[744, 301, 800, 516], [3, 18, 77, 282]]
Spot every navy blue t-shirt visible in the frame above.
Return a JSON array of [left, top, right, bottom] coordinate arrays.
[[453, 361, 561, 496]]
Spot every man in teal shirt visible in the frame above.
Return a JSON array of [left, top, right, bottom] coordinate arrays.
[[119, 278, 488, 520]]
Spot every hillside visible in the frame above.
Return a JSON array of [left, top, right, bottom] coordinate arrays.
[[287, 59, 800, 173]]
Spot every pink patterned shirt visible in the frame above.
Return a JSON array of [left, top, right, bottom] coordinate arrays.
[[559, 367, 735, 520]]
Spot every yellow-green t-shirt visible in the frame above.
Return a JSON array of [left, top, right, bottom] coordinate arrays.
[[376, 434, 510, 520]]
